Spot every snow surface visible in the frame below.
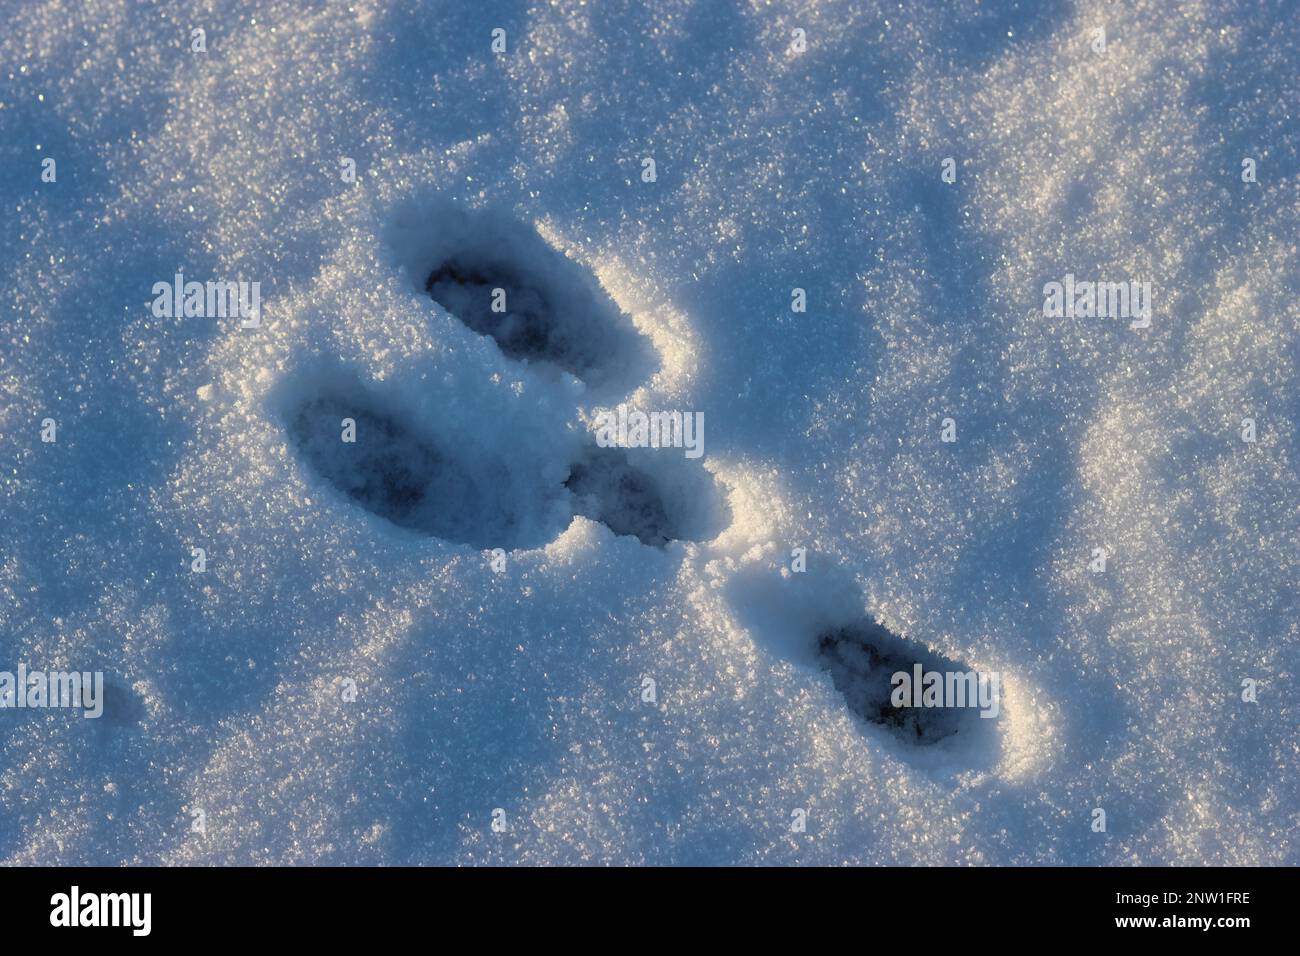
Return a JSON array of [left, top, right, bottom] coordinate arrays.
[[1, 0, 1297, 864]]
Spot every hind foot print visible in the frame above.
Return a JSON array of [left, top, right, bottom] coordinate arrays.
[[816, 619, 999, 752], [286, 386, 559, 550]]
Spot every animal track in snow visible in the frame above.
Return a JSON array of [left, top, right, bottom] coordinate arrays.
[[426, 260, 568, 368], [818, 619, 971, 745], [285, 384, 559, 550], [724, 568, 1001, 770], [286, 382, 729, 550], [814, 616, 1000, 766], [292, 396, 439, 528], [388, 198, 655, 392], [565, 445, 728, 548], [282, 199, 729, 549]]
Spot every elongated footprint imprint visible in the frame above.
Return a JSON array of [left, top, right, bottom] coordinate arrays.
[[818, 618, 1000, 765], [817, 619, 975, 744], [292, 397, 439, 528], [725, 569, 1000, 771], [426, 260, 568, 369], [285, 384, 560, 550], [388, 199, 656, 391]]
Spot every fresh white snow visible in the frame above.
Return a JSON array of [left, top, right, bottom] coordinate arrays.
[[1, 0, 1296, 864]]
